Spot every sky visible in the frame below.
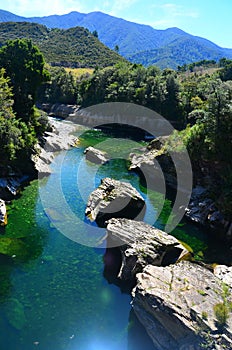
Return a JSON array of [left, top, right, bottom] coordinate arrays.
[[1, 0, 232, 48]]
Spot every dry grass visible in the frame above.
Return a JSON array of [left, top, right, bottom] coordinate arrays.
[[64, 67, 94, 78]]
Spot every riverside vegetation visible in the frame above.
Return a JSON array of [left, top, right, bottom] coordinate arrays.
[[0, 36, 232, 348], [39, 58, 232, 221], [0, 36, 231, 228]]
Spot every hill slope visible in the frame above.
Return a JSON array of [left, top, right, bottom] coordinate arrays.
[[0, 21, 124, 68], [129, 37, 232, 69], [0, 9, 232, 68]]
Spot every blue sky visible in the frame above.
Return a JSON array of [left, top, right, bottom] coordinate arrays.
[[1, 0, 232, 48]]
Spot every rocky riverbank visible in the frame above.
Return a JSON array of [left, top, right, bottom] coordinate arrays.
[[129, 137, 232, 242], [32, 117, 78, 176], [0, 117, 79, 224], [86, 177, 232, 349]]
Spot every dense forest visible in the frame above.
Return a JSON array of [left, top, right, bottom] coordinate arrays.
[[38, 58, 232, 218], [0, 36, 231, 219], [0, 38, 50, 170]]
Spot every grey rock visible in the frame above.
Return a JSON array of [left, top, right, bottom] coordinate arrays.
[[214, 265, 232, 287], [84, 146, 109, 165], [129, 150, 178, 191], [106, 218, 190, 280], [0, 199, 7, 226], [185, 186, 232, 241], [42, 103, 80, 118], [132, 261, 232, 350], [0, 177, 23, 200], [85, 178, 145, 227], [32, 118, 78, 176]]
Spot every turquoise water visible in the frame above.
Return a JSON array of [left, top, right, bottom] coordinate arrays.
[[0, 125, 225, 350]]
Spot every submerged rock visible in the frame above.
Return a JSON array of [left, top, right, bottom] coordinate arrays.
[[4, 298, 26, 330], [85, 178, 145, 227], [84, 146, 109, 165], [106, 218, 190, 280], [132, 261, 232, 350], [0, 199, 7, 226]]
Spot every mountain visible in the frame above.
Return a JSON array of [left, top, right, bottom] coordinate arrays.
[[0, 9, 232, 69], [129, 36, 232, 70], [0, 21, 124, 68]]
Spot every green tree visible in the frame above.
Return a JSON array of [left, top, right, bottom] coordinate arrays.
[[0, 39, 49, 122], [92, 30, 98, 38], [0, 68, 24, 161], [114, 45, 119, 53]]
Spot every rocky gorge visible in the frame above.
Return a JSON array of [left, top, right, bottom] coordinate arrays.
[[1, 106, 231, 349], [41, 103, 232, 242], [86, 175, 232, 349]]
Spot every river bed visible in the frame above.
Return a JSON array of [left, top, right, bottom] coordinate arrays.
[[0, 123, 226, 350]]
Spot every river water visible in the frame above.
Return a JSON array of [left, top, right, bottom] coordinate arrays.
[[0, 123, 224, 350]]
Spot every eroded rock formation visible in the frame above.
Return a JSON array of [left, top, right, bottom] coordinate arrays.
[[84, 146, 109, 165], [132, 261, 232, 350], [85, 178, 145, 227], [106, 218, 190, 280]]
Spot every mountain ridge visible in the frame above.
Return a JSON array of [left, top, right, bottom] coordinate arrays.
[[0, 9, 232, 69], [0, 21, 125, 68]]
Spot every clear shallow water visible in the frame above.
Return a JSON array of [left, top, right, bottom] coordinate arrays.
[[0, 125, 224, 350]]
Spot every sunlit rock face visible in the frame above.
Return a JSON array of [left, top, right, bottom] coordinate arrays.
[[106, 218, 190, 280], [132, 261, 232, 350], [85, 178, 146, 227], [84, 146, 109, 165]]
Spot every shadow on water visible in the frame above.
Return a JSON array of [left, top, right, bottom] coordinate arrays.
[[103, 246, 136, 294], [128, 310, 157, 350]]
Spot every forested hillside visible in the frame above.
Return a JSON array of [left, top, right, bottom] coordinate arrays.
[[0, 9, 232, 68], [0, 22, 125, 68]]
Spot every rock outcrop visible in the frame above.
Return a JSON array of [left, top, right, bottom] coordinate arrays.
[[85, 178, 145, 227], [129, 149, 177, 190], [129, 136, 191, 192], [0, 177, 22, 200], [32, 118, 78, 176], [132, 261, 232, 350], [0, 199, 7, 226], [186, 186, 232, 241], [106, 218, 190, 280], [84, 146, 109, 165], [41, 103, 80, 119]]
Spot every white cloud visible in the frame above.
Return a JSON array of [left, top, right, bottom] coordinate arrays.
[[150, 2, 199, 28], [2, 0, 84, 16], [109, 0, 139, 15]]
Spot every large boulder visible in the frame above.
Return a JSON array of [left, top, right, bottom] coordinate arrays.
[[106, 218, 190, 280], [85, 178, 145, 227], [0, 199, 7, 226], [84, 146, 109, 165], [132, 261, 232, 350]]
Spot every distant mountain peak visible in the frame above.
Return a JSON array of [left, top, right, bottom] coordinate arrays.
[[0, 8, 231, 68]]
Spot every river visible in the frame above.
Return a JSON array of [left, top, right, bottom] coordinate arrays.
[[0, 122, 227, 350]]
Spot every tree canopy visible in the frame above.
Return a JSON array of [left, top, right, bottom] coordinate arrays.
[[0, 38, 49, 121]]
